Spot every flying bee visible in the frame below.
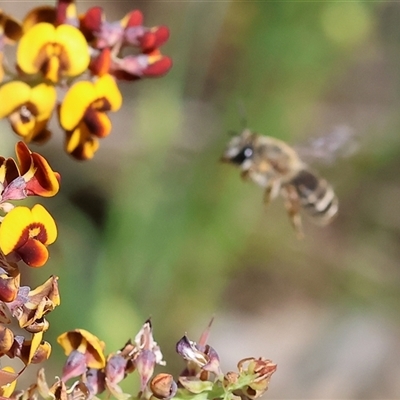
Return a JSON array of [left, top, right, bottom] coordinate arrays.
[[221, 128, 340, 237]]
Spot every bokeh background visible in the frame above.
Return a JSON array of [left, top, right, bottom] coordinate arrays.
[[2, 0, 400, 398]]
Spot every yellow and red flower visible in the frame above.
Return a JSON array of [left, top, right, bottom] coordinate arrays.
[[59, 74, 122, 160], [22, 0, 78, 31], [17, 332, 52, 365], [17, 22, 89, 83], [79, 7, 172, 80], [0, 82, 56, 143], [0, 142, 60, 207], [0, 204, 57, 267], [15, 141, 60, 197], [58, 329, 106, 382], [110, 50, 172, 81], [0, 11, 22, 43]]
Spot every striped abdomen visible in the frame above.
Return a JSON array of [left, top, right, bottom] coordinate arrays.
[[289, 169, 338, 224]]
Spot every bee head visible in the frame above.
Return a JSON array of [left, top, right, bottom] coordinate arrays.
[[221, 129, 255, 165]]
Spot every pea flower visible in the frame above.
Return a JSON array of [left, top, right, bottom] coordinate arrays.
[[176, 335, 222, 379], [0, 142, 60, 222], [13, 141, 60, 198], [5, 276, 60, 333], [131, 319, 166, 392], [57, 329, 106, 382], [110, 50, 172, 81], [234, 358, 277, 399], [0, 204, 57, 267], [0, 82, 56, 143], [59, 74, 122, 160], [6, 331, 52, 367], [80, 7, 172, 80], [17, 22, 89, 83], [22, 0, 78, 29], [103, 319, 165, 397], [12, 332, 52, 365]]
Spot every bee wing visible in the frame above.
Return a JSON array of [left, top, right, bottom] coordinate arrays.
[[295, 125, 358, 165]]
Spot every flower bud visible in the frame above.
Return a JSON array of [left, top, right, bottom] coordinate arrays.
[[150, 373, 177, 399], [0, 326, 14, 356], [135, 349, 156, 392]]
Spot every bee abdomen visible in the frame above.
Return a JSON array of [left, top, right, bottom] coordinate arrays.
[[290, 169, 338, 224]]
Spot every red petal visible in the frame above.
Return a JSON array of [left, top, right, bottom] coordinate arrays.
[[143, 56, 172, 77], [15, 142, 32, 176], [89, 48, 111, 76], [83, 108, 110, 138], [80, 6, 103, 41], [124, 10, 143, 27], [26, 153, 60, 197], [140, 26, 170, 53], [4, 158, 21, 186], [17, 239, 49, 268]]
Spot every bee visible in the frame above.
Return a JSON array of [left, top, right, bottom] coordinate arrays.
[[221, 128, 340, 237]]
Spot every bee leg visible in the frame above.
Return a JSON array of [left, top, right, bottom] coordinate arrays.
[[263, 180, 280, 206], [263, 186, 273, 206], [283, 186, 304, 239], [240, 169, 251, 181]]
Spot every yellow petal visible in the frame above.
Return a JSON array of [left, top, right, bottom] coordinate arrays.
[[28, 331, 44, 365], [80, 136, 99, 160], [0, 206, 31, 255], [60, 81, 96, 130], [30, 83, 56, 119], [0, 81, 31, 118], [94, 74, 122, 111], [57, 329, 106, 369], [17, 23, 56, 74], [0, 204, 57, 256], [31, 204, 57, 245], [9, 114, 36, 138], [55, 24, 89, 77]]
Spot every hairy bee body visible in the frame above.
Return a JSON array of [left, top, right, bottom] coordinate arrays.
[[221, 129, 338, 235]]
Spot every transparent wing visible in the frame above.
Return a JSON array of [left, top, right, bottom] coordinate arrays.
[[295, 125, 358, 165]]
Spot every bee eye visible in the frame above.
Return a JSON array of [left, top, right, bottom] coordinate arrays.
[[244, 148, 253, 157], [231, 146, 253, 164]]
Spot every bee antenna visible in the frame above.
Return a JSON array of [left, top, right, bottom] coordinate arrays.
[[237, 99, 248, 129]]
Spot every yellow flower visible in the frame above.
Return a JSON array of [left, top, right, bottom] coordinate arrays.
[[59, 74, 122, 160], [0, 82, 56, 143], [58, 329, 106, 381], [15, 141, 60, 197], [0, 204, 57, 267], [17, 22, 89, 83]]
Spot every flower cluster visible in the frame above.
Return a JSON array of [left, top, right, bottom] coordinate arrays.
[[0, 4, 277, 400], [15, 320, 276, 400], [172, 321, 277, 400], [0, 1, 172, 160], [0, 142, 60, 393]]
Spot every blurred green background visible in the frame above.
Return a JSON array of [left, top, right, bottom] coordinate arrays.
[[3, 0, 400, 398]]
